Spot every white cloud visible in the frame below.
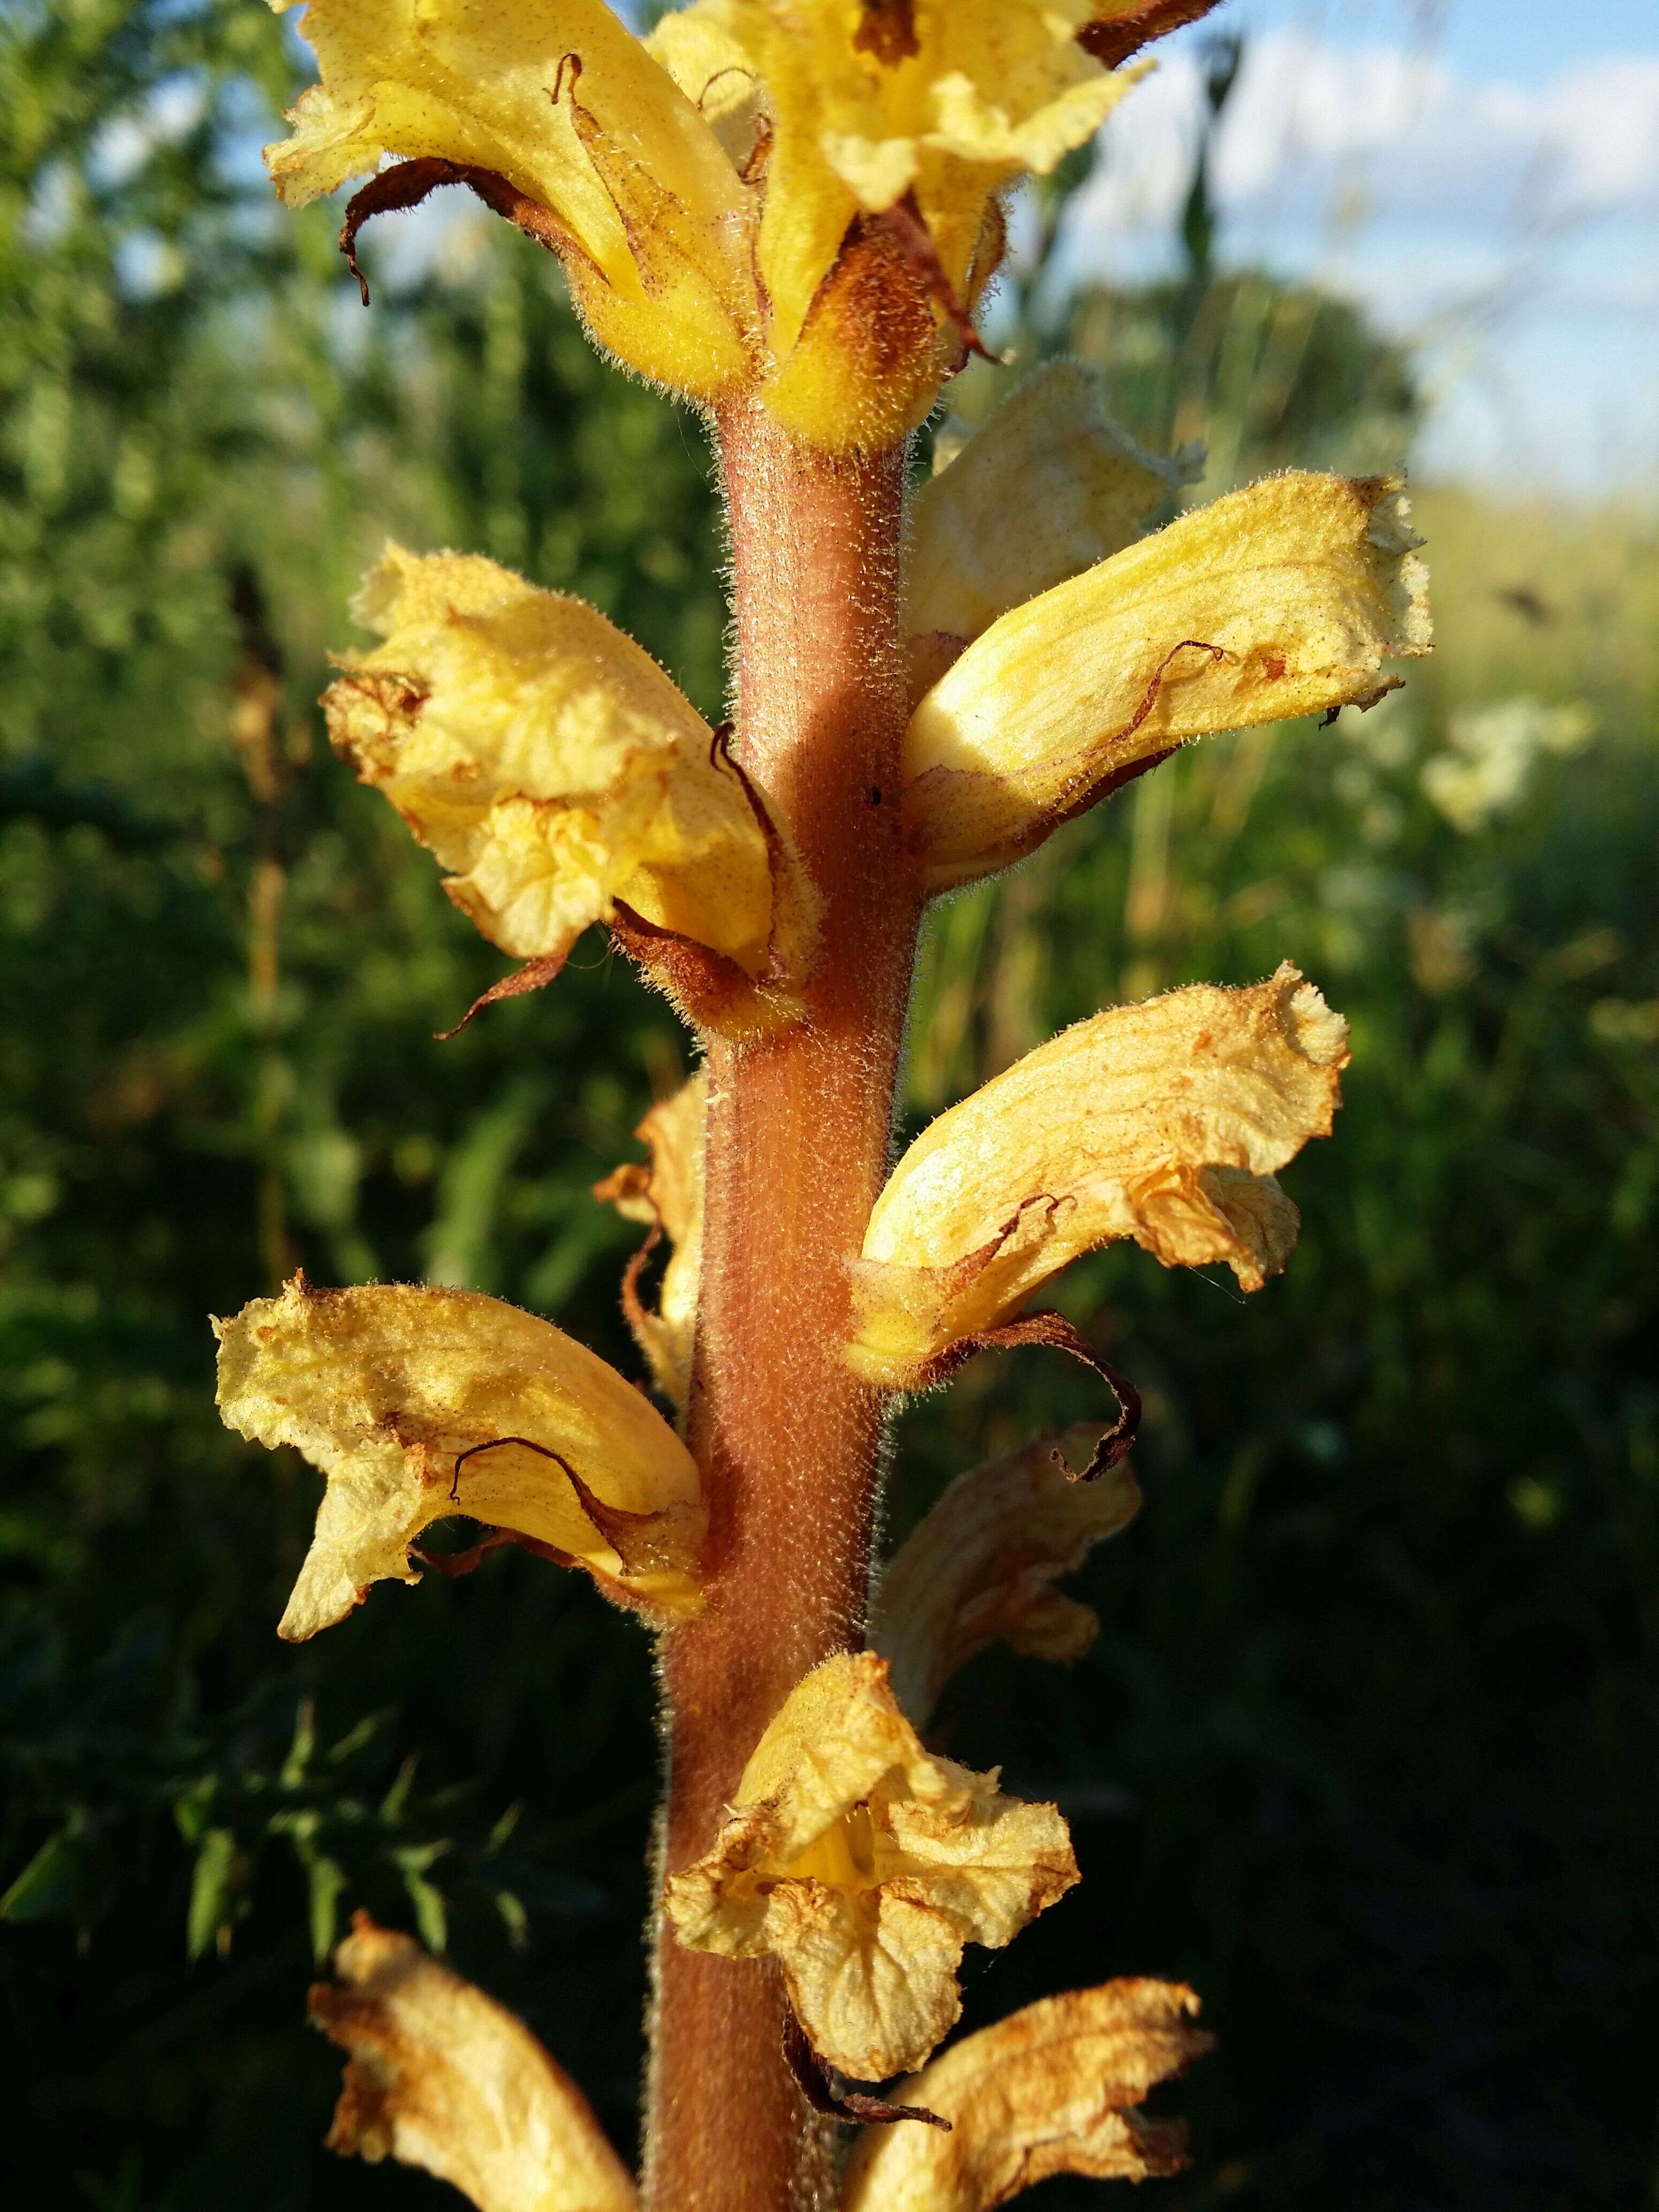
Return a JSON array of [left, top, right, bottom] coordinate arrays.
[[1056, 33, 1659, 489], [1071, 35, 1659, 261]]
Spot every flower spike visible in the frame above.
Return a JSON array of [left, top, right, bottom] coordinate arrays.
[[841, 1981, 1214, 2211], [323, 546, 819, 1039], [270, 0, 1204, 450], [214, 1277, 706, 1636], [663, 1651, 1077, 2081], [904, 472, 1431, 890], [310, 1915, 637, 2212], [848, 966, 1350, 1389]]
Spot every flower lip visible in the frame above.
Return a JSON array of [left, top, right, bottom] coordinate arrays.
[[214, 1276, 706, 1638], [662, 1650, 1078, 2081]]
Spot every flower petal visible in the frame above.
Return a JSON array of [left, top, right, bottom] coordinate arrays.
[[872, 1426, 1140, 1724], [905, 472, 1432, 890], [663, 1651, 1077, 2080], [842, 1980, 1213, 2211], [266, 0, 754, 397], [593, 1071, 707, 1410], [908, 365, 1200, 701], [310, 1914, 636, 2212], [325, 546, 817, 1029], [214, 1276, 705, 1636], [848, 966, 1348, 1387]]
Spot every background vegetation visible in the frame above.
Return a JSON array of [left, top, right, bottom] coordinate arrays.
[[2, 5, 1655, 2207]]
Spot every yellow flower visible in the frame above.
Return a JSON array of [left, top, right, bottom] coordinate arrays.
[[324, 544, 818, 1037], [263, 1, 1194, 450], [214, 1276, 706, 1638], [848, 966, 1349, 1389], [593, 1071, 706, 1413], [842, 1980, 1214, 2211], [871, 1426, 1140, 1726], [311, 1914, 637, 2212], [905, 472, 1432, 890], [907, 361, 1200, 702], [263, 0, 754, 400], [662, 1650, 1077, 2080], [649, 1, 1133, 446]]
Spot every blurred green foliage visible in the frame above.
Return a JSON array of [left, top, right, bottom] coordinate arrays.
[[2, 7, 1655, 2210]]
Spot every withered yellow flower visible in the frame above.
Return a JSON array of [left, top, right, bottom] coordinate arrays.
[[214, 1276, 705, 1639], [311, 1914, 637, 2212], [848, 965, 1349, 1388], [263, 0, 754, 400], [871, 1425, 1140, 1725], [663, 1650, 1077, 2081], [907, 362, 1200, 701], [905, 472, 1432, 889], [593, 1071, 707, 1412], [842, 1980, 1213, 2211], [324, 545, 818, 1034], [650, 2, 1134, 446], [266, 1, 1182, 450]]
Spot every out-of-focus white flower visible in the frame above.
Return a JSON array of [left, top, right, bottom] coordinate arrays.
[[1421, 696, 1594, 833]]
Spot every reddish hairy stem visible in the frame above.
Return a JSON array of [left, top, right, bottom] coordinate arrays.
[[641, 407, 918, 2212]]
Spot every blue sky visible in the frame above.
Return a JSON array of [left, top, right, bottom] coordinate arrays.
[[1062, 0, 1659, 491]]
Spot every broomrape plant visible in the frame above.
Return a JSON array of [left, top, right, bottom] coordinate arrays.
[[215, 2, 1431, 2206]]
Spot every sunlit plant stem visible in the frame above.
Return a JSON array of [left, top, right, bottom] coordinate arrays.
[[648, 411, 916, 2210]]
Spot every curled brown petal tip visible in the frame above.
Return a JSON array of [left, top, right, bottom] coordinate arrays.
[[443, 1434, 700, 1580], [782, 2010, 951, 2133], [339, 156, 584, 308], [950, 1312, 1141, 1482], [1078, 0, 1228, 72], [436, 951, 570, 1040], [618, 1218, 664, 1343], [412, 1525, 581, 1578]]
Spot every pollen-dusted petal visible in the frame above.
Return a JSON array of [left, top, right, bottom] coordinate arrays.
[[214, 1276, 705, 1638], [265, 0, 754, 398], [593, 1071, 707, 1410], [872, 1426, 1140, 1724], [905, 472, 1432, 890], [908, 364, 1200, 697], [662, 1651, 1077, 2080], [310, 1914, 636, 2212], [325, 546, 812, 1008], [848, 966, 1348, 1387], [842, 1980, 1213, 2212]]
